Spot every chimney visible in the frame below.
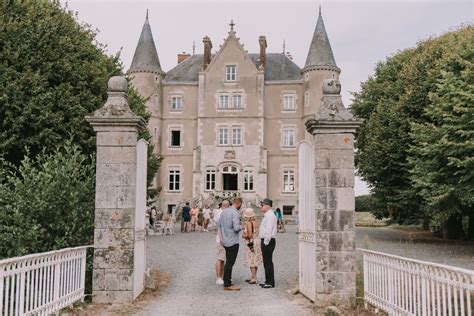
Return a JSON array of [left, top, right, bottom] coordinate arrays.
[[177, 52, 191, 64], [203, 36, 213, 70], [259, 35, 267, 69]]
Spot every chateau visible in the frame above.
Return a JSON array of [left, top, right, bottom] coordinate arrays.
[[128, 9, 342, 217]]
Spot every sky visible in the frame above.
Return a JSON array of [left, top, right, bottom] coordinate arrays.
[[64, 0, 472, 196]]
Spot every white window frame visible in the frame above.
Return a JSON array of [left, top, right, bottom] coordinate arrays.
[[282, 127, 296, 148], [205, 168, 216, 191], [219, 94, 230, 109], [170, 95, 183, 111], [283, 170, 295, 193], [243, 169, 254, 192], [169, 129, 182, 148], [218, 127, 229, 145], [225, 65, 236, 82], [232, 94, 242, 109], [168, 169, 181, 192], [232, 127, 242, 146], [283, 93, 295, 111]]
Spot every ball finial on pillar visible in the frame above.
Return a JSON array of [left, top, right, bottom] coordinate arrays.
[[107, 76, 128, 93]]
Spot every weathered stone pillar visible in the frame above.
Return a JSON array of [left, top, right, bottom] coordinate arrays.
[[305, 79, 361, 308], [86, 76, 147, 303]]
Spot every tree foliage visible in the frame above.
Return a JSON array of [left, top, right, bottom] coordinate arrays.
[[0, 0, 163, 260], [352, 26, 473, 238], [0, 1, 120, 166], [0, 142, 95, 259]]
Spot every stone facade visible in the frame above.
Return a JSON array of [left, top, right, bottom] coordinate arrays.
[[305, 78, 361, 308], [86, 77, 147, 303], [128, 11, 341, 216]]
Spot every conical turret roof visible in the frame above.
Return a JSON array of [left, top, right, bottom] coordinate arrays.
[[128, 13, 164, 75], [304, 8, 339, 71]]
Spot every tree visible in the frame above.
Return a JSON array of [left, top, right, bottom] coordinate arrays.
[[351, 26, 473, 236], [0, 1, 120, 166], [127, 85, 163, 202], [409, 27, 474, 239], [0, 142, 95, 259], [0, 1, 162, 201]]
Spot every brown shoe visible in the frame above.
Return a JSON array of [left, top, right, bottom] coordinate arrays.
[[224, 285, 241, 291]]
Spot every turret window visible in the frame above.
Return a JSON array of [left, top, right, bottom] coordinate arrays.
[[226, 65, 237, 81]]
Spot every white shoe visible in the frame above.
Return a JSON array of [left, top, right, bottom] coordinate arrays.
[[216, 278, 224, 285]]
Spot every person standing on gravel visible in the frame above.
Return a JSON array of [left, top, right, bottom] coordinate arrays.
[[259, 198, 277, 289], [219, 197, 243, 291], [214, 201, 226, 285]]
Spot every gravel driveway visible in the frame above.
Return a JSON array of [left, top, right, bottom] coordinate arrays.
[[142, 224, 313, 315], [142, 225, 474, 315]]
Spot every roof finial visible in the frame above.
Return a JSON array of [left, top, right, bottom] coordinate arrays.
[[146, 9, 149, 20], [229, 19, 235, 32], [192, 41, 196, 55], [319, 5, 321, 16], [282, 39, 286, 54]]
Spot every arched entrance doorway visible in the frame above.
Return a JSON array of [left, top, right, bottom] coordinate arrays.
[[221, 165, 238, 191]]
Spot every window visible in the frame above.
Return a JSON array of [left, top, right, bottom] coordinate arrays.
[[170, 130, 181, 147], [282, 128, 296, 147], [283, 205, 294, 215], [168, 169, 180, 192], [283, 94, 295, 111], [206, 169, 216, 191], [226, 65, 236, 81], [218, 128, 228, 145], [244, 169, 254, 191], [283, 170, 295, 192], [232, 127, 242, 145], [219, 94, 230, 108], [171, 96, 182, 111], [232, 94, 242, 108]]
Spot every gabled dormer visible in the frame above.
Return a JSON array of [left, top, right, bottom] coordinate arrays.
[[203, 21, 259, 84]]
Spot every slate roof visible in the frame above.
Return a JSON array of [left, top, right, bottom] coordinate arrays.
[[128, 17, 164, 74], [164, 53, 302, 82], [304, 10, 338, 70]]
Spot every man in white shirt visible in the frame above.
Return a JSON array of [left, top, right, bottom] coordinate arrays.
[[259, 198, 277, 289]]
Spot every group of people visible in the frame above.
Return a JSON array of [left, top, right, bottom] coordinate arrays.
[[214, 197, 278, 291], [180, 203, 215, 233]]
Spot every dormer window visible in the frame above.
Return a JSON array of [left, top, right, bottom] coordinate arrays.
[[226, 65, 236, 81]]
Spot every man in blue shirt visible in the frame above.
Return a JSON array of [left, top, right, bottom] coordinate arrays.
[[218, 197, 243, 291]]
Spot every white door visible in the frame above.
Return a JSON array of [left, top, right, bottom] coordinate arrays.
[[133, 139, 148, 299], [298, 141, 316, 301]]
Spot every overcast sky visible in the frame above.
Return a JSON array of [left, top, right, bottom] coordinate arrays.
[[64, 0, 472, 196]]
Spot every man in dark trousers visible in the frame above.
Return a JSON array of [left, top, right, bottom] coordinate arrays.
[[218, 197, 243, 291], [181, 202, 191, 233], [259, 198, 278, 288]]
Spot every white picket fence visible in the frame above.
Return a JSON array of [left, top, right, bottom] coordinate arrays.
[[359, 248, 474, 316], [0, 246, 90, 316]]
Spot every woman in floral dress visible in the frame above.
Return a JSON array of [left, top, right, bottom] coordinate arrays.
[[242, 208, 263, 284]]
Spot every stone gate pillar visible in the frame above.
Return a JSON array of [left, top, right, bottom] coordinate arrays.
[[305, 79, 362, 308], [86, 76, 147, 303]]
